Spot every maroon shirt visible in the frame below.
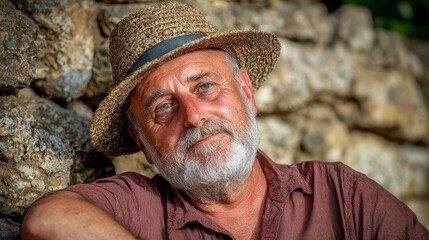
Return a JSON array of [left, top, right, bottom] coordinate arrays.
[[67, 150, 429, 239]]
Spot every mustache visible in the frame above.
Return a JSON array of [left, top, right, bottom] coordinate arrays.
[[176, 118, 234, 153]]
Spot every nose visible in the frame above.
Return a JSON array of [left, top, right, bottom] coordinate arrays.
[[181, 96, 207, 128]]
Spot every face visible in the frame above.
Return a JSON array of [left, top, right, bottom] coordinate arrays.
[[128, 49, 259, 203]]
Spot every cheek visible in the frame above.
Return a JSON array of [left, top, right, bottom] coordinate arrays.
[[215, 94, 248, 119], [144, 121, 183, 151]]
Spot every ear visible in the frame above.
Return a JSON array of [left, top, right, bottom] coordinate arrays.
[[238, 69, 257, 115], [127, 124, 154, 164]]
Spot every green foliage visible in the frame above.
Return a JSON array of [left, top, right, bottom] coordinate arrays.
[[342, 0, 429, 39]]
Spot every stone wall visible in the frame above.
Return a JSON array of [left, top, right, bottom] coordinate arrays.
[[1, 0, 428, 238]]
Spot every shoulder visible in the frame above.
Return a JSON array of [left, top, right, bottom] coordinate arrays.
[[287, 160, 367, 187], [108, 172, 161, 189], [290, 160, 395, 199], [75, 172, 169, 195], [280, 160, 390, 206], [286, 161, 428, 238], [65, 172, 170, 234], [66, 172, 169, 206], [293, 160, 361, 175]]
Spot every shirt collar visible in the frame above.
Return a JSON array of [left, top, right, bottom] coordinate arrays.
[[165, 149, 313, 233], [165, 183, 230, 235], [257, 150, 313, 202]]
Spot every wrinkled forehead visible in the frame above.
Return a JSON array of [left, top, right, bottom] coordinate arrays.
[[126, 49, 232, 106]]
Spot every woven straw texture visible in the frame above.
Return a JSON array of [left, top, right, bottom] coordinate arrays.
[[90, 1, 281, 156]]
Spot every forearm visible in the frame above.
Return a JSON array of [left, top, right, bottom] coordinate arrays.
[[20, 190, 136, 240]]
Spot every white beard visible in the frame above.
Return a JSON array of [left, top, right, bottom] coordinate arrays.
[[137, 94, 259, 203]]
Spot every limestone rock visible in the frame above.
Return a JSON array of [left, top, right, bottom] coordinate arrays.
[[0, 92, 108, 216], [257, 115, 303, 165], [185, 0, 236, 31], [258, 104, 350, 164], [335, 5, 375, 52], [85, 39, 112, 106], [96, 0, 161, 4], [235, 2, 333, 43], [66, 100, 94, 121], [399, 144, 429, 197], [350, 66, 428, 141], [296, 104, 349, 162], [405, 199, 429, 230], [15, 0, 97, 101], [112, 151, 158, 177], [70, 149, 115, 185], [371, 29, 424, 79], [255, 39, 352, 113], [98, 3, 154, 37], [343, 132, 429, 198], [0, 0, 44, 93]]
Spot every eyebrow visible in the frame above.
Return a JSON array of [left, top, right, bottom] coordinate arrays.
[[145, 91, 168, 108], [144, 71, 213, 108], [186, 71, 211, 83]]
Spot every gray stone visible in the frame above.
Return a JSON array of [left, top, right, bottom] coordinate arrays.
[[185, 0, 237, 31], [17, 0, 97, 101], [0, 219, 17, 240], [0, 0, 44, 93], [69, 148, 115, 185], [66, 100, 94, 121], [371, 29, 424, 79], [257, 115, 303, 165], [85, 39, 112, 106], [0, 93, 94, 215], [335, 5, 375, 52], [34, 70, 92, 101], [296, 104, 349, 162], [406, 39, 429, 68], [333, 99, 363, 126], [407, 41, 429, 136], [96, 0, 162, 4], [399, 144, 429, 197], [350, 66, 428, 141], [98, 3, 155, 37], [15, 87, 39, 99], [235, 2, 333, 43], [113, 151, 158, 177], [405, 199, 429, 230], [255, 39, 352, 113], [343, 132, 429, 199], [257, 104, 350, 165]]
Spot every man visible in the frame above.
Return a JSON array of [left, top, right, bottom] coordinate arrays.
[[20, 1, 428, 239]]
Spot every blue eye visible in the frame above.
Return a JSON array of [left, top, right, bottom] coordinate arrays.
[[159, 103, 171, 112], [199, 83, 211, 91]]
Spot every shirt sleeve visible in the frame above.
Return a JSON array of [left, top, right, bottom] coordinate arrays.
[[342, 165, 429, 239], [64, 172, 164, 236]]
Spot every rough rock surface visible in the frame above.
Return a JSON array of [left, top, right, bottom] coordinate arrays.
[[0, 89, 113, 222], [255, 39, 352, 112], [13, 0, 97, 101], [0, 0, 43, 93]]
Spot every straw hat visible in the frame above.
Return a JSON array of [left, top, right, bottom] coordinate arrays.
[[90, 1, 281, 156]]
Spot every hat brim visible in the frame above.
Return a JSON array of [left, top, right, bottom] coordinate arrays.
[[90, 30, 280, 156]]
